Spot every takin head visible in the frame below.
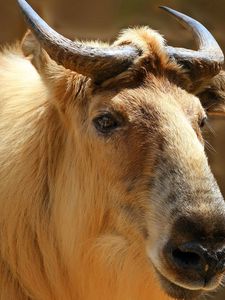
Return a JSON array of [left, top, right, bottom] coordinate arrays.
[[12, 1, 225, 299]]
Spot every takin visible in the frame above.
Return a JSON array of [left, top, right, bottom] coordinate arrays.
[[0, 0, 225, 299]]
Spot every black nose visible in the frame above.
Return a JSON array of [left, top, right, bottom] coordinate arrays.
[[168, 241, 225, 277]]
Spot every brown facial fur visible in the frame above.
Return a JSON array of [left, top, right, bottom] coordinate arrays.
[[197, 70, 225, 115]]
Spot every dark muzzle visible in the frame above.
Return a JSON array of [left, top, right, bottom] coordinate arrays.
[[164, 215, 225, 286]]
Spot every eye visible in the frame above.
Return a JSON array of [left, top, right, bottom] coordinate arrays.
[[199, 116, 207, 128], [93, 113, 120, 134]]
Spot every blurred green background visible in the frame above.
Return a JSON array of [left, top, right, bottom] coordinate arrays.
[[0, 0, 225, 299]]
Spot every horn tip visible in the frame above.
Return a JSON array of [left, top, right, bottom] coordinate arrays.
[[159, 6, 168, 10], [159, 6, 171, 11], [17, 0, 26, 7], [159, 6, 176, 15], [17, 0, 30, 15]]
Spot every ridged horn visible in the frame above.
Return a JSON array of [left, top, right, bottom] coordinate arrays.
[[160, 6, 224, 73], [17, 0, 140, 83]]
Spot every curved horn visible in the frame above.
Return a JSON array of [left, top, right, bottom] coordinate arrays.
[[160, 6, 224, 73], [17, 0, 140, 83]]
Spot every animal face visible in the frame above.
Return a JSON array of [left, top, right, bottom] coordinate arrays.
[[57, 74, 224, 299], [15, 1, 225, 299]]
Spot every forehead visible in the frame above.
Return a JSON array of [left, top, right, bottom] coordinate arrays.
[[90, 79, 205, 121]]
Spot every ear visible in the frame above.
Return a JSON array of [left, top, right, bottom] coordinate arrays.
[[21, 30, 51, 73], [21, 30, 71, 98], [197, 70, 225, 116]]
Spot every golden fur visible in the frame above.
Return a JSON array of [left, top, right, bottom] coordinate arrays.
[[0, 27, 224, 300]]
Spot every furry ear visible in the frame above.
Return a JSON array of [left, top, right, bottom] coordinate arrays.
[[21, 30, 69, 94], [21, 30, 51, 73], [197, 71, 225, 116]]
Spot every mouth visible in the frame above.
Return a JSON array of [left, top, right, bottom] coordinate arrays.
[[155, 269, 203, 299]]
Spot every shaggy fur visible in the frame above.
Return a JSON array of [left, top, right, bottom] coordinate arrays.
[[0, 27, 224, 300]]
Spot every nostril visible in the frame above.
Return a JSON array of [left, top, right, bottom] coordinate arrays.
[[166, 241, 225, 281], [172, 248, 202, 269]]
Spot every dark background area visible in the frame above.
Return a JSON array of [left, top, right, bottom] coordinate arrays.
[[0, 0, 225, 299]]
